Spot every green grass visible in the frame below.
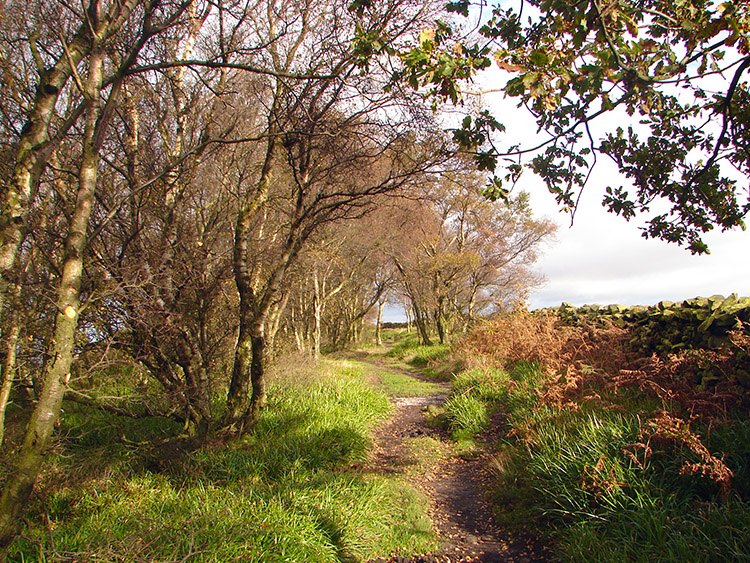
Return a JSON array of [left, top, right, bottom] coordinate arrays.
[[8, 360, 437, 562], [377, 328, 405, 344], [441, 366, 509, 442], [406, 344, 451, 367], [561, 497, 750, 563], [335, 359, 444, 399], [464, 361, 750, 561], [380, 331, 458, 382], [444, 394, 489, 438], [384, 333, 450, 367], [384, 332, 421, 358], [376, 370, 445, 398]]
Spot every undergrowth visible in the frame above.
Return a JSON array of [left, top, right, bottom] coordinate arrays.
[[7, 360, 436, 562], [455, 311, 750, 561]]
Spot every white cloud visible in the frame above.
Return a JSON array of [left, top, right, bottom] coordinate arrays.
[[475, 64, 750, 310], [526, 179, 750, 309]]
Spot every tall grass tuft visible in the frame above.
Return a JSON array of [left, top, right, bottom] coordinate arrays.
[[442, 367, 508, 440]]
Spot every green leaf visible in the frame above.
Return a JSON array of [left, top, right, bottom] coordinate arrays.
[[481, 177, 509, 201], [475, 151, 497, 172], [528, 51, 549, 66], [347, 0, 372, 16], [446, 0, 470, 16]]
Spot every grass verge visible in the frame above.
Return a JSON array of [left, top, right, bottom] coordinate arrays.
[[449, 361, 750, 561], [374, 369, 445, 398], [441, 366, 508, 444], [383, 332, 452, 375], [7, 360, 436, 562]]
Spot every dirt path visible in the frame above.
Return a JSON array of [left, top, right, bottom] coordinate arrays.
[[358, 356, 553, 563]]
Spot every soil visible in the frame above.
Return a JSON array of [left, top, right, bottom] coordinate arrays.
[[357, 355, 554, 563]]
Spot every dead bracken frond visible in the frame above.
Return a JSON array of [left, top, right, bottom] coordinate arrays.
[[462, 310, 750, 501], [645, 412, 734, 501], [580, 455, 627, 497]]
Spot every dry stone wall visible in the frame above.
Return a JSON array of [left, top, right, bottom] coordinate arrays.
[[541, 294, 750, 356]]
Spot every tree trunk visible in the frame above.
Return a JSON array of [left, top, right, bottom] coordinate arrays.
[[0, 44, 103, 553], [412, 301, 432, 346], [242, 326, 267, 430], [0, 27, 93, 313], [225, 133, 276, 425], [292, 305, 306, 353], [180, 350, 212, 443], [226, 305, 253, 424], [312, 271, 322, 359], [465, 289, 477, 332], [376, 300, 384, 346], [0, 305, 21, 446], [266, 289, 290, 359], [228, 199, 308, 436], [232, 232, 303, 434], [0, 280, 22, 448], [435, 313, 445, 344], [434, 298, 446, 345], [230, 234, 305, 434]]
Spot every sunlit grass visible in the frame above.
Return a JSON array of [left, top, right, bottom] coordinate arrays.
[[386, 332, 451, 379], [377, 370, 445, 398], [339, 359, 444, 399], [8, 360, 437, 562], [441, 366, 508, 442], [406, 344, 451, 367]]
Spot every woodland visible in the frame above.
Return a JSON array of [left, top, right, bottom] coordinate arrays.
[[0, 0, 749, 561]]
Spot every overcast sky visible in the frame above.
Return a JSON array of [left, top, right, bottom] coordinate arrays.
[[525, 173, 750, 309]]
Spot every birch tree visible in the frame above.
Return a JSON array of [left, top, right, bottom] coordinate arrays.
[[0, 0, 194, 551], [392, 173, 555, 343], [224, 0, 447, 432]]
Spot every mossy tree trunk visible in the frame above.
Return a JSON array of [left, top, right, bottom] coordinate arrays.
[[229, 232, 305, 434], [225, 135, 276, 426], [0, 25, 92, 315], [312, 270, 323, 360], [0, 278, 22, 448], [0, 0, 164, 545], [0, 40, 105, 553]]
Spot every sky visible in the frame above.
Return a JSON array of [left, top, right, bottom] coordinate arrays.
[[381, 173, 750, 322], [458, 2, 750, 310], [524, 172, 750, 309], [377, 10, 750, 320], [475, 72, 750, 310], [379, 115, 750, 321]]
